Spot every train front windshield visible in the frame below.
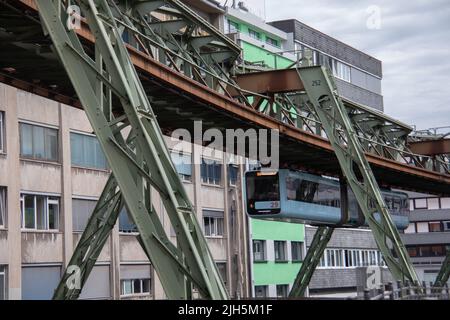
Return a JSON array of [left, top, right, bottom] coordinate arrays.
[[246, 172, 280, 215]]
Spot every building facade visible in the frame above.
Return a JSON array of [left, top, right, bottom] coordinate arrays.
[[402, 193, 450, 284], [0, 80, 250, 300], [270, 19, 384, 111]]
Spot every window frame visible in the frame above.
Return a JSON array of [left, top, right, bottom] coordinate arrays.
[[0, 265, 6, 300], [276, 284, 289, 298], [274, 241, 287, 262], [19, 121, 59, 163], [70, 131, 108, 171], [203, 215, 225, 238], [0, 111, 4, 154], [332, 59, 351, 82], [266, 37, 280, 48], [170, 150, 193, 183], [228, 164, 239, 187], [201, 158, 223, 187], [253, 240, 267, 262], [120, 278, 151, 297], [254, 285, 268, 298], [0, 187, 6, 229], [291, 241, 303, 262], [248, 29, 261, 40], [228, 20, 240, 33], [20, 193, 60, 232]]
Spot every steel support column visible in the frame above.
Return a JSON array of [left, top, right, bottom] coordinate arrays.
[[434, 250, 450, 287], [36, 0, 227, 300], [296, 66, 420, 284], [289, 226, 334, 298]]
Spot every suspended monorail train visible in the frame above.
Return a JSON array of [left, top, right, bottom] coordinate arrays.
[[245, 170, 410, 230]]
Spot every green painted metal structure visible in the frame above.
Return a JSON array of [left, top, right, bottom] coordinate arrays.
[[294, 65, 420, 289], [35, 0, 231, 300], [434, 249, 450, 287], [289, 226, 334, 298], [28, 0, 450, 300]]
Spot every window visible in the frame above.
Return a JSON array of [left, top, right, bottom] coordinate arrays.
[[266, 37, 280, 48], [71, 132, 108, 170], [20, 194, 59, 231], [121, 279, 151, 296], [443, 221, 450, 232], [72, 198, 97, 232], [0, 265, 5, 300], [20, 123, 58, 162], [286, 176, 341, 208], [414, 198, 427, 209], [274, 241, 287, 262], [405, 223, 416, 234], [201, 158, 222, 186], [254, 285, 268, 298], [253, 240, 266, 262], [22, 265, 61, 300], [228, 20, 239, 33], [427, 198, 440, 210], [119, 206, 137, 233], [203, 210, 224, 237], [332, 60, 351, 82], [216, 262, 227, 286], [429, 222, 443, 233], [248, 29, 261, 40], [228, 164, 238, 186], [416, 222, 429, 233], [319, 249, 382, 268], [408, 245, 448, 258], [441, 198, 450, 209], [276, 284, 289, 298], [0, 111, 4, 153], [291, 242, 303, 262], [0, 187, 6, 228], [170, 151, 192, 182]]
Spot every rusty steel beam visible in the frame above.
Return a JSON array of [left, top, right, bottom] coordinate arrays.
[[230, 68, 305, 95], [409, 139, 450, 156]]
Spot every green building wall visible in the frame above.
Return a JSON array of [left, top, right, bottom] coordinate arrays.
[[251, 220, 304, 286], [227, 17, 294, 69], [226, 13, 304, 294]]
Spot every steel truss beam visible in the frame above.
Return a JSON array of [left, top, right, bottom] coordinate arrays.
[[36, 0, 227, 300], [296, 66, 420, 285], [434, 249, 450, 287], [289, 226, 334, 298]]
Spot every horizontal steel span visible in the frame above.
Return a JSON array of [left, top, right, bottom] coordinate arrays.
[[1, 0, 450, 196]]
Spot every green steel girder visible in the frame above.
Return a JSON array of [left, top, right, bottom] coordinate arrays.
[[36, 0, 227, 300], [289, 226, 334, 298], [296, 66, 420, 285], [434, 249, 450, 287]]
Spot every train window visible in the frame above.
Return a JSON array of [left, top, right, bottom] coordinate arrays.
[[286, 176, 340, 208], [246, 173, 280, 202]]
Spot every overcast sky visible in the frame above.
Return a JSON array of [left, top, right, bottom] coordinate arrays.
[[220, 0, 450, 130]]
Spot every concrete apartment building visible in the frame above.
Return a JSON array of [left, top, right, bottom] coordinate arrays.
[[0, 80, 250, 300], [402, 193, 450, 284], [270, 19, 384, 112]]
